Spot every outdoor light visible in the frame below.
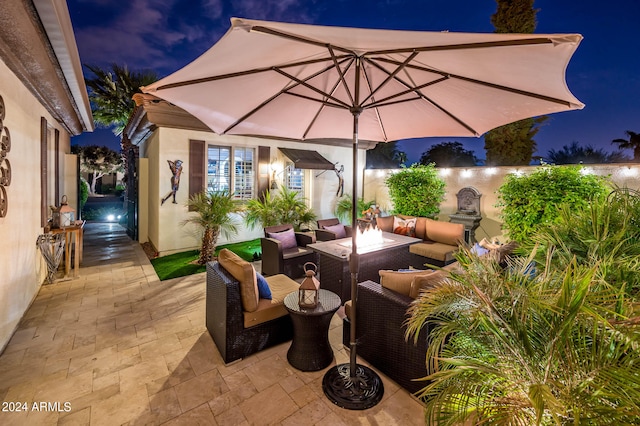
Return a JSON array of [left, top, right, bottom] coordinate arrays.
[[298, 262, 320, 309], [107, 214, 115, 222]]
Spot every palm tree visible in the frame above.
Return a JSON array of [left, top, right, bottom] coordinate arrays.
[[84, 63, 158, 136], [183, 190, 243, 265], [612, 130, 640, 161], [406, 247, 640, 425]]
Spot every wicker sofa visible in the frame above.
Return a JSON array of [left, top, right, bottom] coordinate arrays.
[[376, 215, 465, 267], [206, 249, 299, 363]]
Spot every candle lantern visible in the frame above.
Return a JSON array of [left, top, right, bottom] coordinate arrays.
[[298, 262, 320, 309], [52, 195, 75, 229]]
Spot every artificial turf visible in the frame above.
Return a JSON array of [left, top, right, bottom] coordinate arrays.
[[150, 239, 262, 281]]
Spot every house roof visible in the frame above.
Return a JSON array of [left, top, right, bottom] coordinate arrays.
[[0, 0, 93, 135], [125, 93, 377, 150]]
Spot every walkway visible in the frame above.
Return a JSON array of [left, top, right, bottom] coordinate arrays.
[[0, 222, 424, 425]]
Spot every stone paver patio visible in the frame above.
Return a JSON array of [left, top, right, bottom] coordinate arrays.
[[0, 222, 424, 425]]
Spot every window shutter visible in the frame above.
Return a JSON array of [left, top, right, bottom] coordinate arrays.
[[40, 117, 48, 227], [189, 139, 205, 211], [257, 146, 270, 201]]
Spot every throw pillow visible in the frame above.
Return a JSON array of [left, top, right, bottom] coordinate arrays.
[[324, 223, 346, 239], [471, 243, 490, 257], [256, 272, 272, 299], [267, 228, 297, 249], [410, 270, 445, 299], [379, 269, 431, 296], [393, 216, 416, 237], [217, 248, 259, 312]]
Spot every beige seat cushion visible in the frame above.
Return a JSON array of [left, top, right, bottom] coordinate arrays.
[[218, 248, 258, 312], [243, 274, 299, 328], [410, 242, 457, 263], [379, 269, 433, 297], [424, 219, 464, 246]]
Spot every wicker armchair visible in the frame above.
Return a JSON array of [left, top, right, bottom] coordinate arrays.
[[315, 218, 353, 241], [343, 280, 431, 395], [261, 224, 317, 278], [206, 261, 294, 363]]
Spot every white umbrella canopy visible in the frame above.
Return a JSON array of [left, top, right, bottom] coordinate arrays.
[[143, 17, 584, 409], [143, 17, 584, 143]]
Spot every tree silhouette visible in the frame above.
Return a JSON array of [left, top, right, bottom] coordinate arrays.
[[84, 64, 158, 137], [484, 0, 544, 166], [419, 142, 478, 167], [546, 141, 630, 164], [612, 131, 640, 162], [366, 141, 407, 168]]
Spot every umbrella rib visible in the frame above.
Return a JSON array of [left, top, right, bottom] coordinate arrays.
[[375, 57, 574, 107], [366, 37, 555, 56], [361, 51, 419, 106], [360, 63, 388, 142], [328, 45, 355, 107], [363, 58, 481, 135], [250, 25, 354, 55], [302, 57, 356, 139], [366, 76, 449, 108], [222, 57, 353, 134], [273, 68, 352, 109], [152, 55, 350, 91]]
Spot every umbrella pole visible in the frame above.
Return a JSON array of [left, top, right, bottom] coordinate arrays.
[[321, 105, 384, 410]]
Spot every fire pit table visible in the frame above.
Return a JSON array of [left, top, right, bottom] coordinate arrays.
[[307, 231, 421, 302]]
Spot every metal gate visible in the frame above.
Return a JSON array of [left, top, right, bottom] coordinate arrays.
[[125, 147, 138, 240]]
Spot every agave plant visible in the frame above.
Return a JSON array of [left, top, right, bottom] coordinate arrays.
[[183, 190, 242, 265], [406, 247, 640, 425]]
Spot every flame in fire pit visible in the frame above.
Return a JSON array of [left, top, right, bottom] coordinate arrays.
[[356, 225, 384, 247], [339, 225, 390, 252]]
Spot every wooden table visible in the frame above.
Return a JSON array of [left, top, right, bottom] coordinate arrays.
[[284, 289, 341, 371], [50, 221, 85, 278]]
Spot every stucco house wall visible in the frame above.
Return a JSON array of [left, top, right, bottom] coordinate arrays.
[[0, 0, 93, 351], [364, 164, 640, 242], [132, 119, 366, 256]]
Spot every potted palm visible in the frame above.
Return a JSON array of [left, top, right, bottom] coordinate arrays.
[[184, 190, 242, 265], [244, 186, 316, 231]]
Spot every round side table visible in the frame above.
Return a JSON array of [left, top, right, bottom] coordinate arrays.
[[284, 289, 341, 371]]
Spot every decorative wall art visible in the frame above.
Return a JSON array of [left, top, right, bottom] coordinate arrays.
[[0, 94, 11, 218], [161, 159, 183, 205]]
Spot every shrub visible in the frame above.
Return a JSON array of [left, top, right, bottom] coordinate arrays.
[[385, 164, 445, 217], [496, 164, 609, 243], [79, 177, 89, 210]]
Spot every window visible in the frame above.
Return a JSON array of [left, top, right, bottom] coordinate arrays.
[[285, 163, 304, 194], [207, 145, 254, 200]]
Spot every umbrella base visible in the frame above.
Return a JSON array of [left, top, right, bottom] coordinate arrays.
[[322, 363, 384, 410]]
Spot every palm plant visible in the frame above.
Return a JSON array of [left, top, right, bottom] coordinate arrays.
[[612, 130, 640, 161], [243, 187, 316, 231], [334, 194, 376, 225], [523, 187, 640, 297], [274, 186, 317, 230], [244, 190, 280, 230], [406, 247, 640, 425], [183, 190, 242, 265], [84, 63, 158, 136]]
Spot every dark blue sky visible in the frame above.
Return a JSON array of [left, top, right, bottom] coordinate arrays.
[[69, 0, 640, 163]]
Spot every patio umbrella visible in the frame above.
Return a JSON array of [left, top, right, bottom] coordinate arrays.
[[142, 17, 584, 408]]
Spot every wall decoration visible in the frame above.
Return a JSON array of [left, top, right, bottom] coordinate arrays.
[[161, 159, 183, 205], [334, 164, 344, 197], [0, 94, 11, 217]]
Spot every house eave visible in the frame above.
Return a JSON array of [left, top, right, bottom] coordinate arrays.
[[0, 0, 94, 135]]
